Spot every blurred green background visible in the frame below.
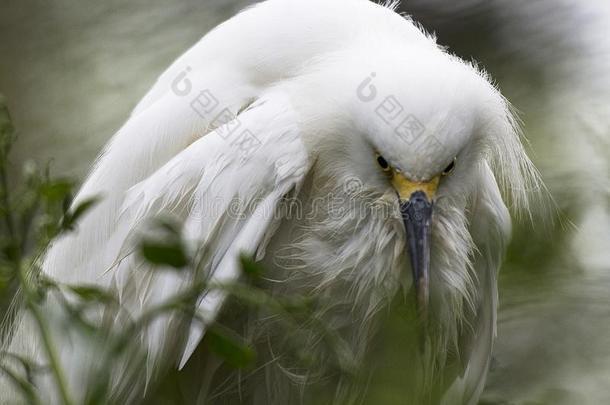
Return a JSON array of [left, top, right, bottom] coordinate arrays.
[[1, 0, 609, 403]]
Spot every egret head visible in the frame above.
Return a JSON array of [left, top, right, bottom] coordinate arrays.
[[290, 41, 539, 320]]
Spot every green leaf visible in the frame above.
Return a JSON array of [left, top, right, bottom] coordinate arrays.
[[140, 239, 189, 269], [67, 285, 116, 304], [0, 95, 15, 157], [61, 196, 101, 231], [239, 254, 265, 278], [1, 240, 20, 263], [152, 217, 182, 236], [40, 180, 73, 203], [70, 196, 101, 223], [206, 325, 256, 369]]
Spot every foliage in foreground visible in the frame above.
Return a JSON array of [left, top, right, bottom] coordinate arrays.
[[0, 96, 353, 404]]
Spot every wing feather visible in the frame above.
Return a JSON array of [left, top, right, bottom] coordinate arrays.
[[6, 91, 309, 403], [110, 90, 310, 378]]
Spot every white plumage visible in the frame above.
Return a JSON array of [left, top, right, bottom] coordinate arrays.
[[2, 0, 541, 403]]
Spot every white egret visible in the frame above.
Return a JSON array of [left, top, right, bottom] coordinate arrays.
[[2, 0, 541, 403]]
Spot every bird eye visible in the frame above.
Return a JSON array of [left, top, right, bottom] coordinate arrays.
[[442, 158, 456, 176], [376, 154, 391, 171]]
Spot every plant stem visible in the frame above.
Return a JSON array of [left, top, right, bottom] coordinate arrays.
[[17, 265, 75, 405], [0, 163, 16, 239], [27, 301, 74, 405], [0, 101, 74, 405]]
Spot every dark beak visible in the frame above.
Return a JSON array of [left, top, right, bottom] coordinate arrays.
[[399, 190, 433, 320]]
